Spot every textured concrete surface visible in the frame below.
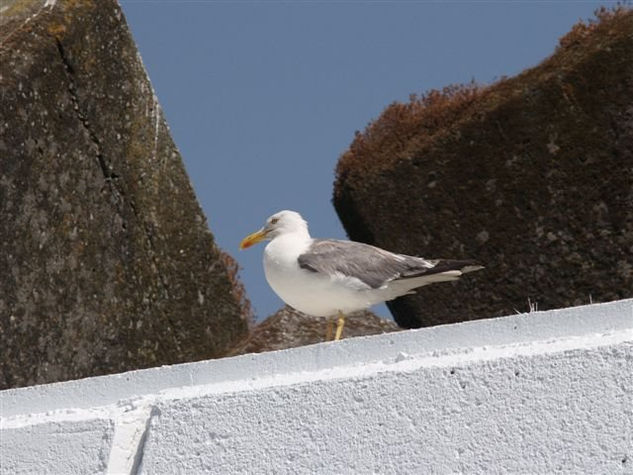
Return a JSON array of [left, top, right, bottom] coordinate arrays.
[[1, 419, 114, 475], [2, 299, 631, 473], [140, 339, 631, 474], [333, 9, 633, 328], [0, 0, 250, 390]]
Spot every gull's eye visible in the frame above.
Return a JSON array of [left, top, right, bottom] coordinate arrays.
[[270, 217, 279, 225]]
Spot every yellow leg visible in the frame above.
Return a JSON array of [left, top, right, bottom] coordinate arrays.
[[334, 311, 345, 341], [325, 317, 334, 341]]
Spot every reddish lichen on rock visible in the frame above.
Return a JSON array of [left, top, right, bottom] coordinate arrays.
[[333, 8, 633, 328]]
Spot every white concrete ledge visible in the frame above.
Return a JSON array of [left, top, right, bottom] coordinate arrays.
[[1, 299, 632, 473]]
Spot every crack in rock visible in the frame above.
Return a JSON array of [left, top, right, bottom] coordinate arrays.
[[54, 37, 121, 193], [54, 35, 177, 332]]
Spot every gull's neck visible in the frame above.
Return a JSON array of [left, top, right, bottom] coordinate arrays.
[[275, 227, 311, 243], [266, 228, 312, 257]]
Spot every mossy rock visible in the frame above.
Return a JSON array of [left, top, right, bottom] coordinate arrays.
[[0, 0, 251, 389], [334, 9, 633, 328]]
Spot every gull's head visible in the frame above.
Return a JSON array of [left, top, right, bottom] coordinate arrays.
[[239, 210, 309, 250]]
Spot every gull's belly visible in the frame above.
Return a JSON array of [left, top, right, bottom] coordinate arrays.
[[264, 256, 373, 317]]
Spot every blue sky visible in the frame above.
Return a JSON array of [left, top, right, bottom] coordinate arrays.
[[119, 0, 612, 320]]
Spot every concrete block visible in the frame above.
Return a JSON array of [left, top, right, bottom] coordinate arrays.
[[138, 337, 632, 474], [1, 419, 114, 474], [1, 299, 632, 474]]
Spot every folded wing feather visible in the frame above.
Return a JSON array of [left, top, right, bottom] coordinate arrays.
[[297, 239, 481, 290]]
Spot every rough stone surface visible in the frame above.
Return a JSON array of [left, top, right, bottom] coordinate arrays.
[[333, 10, 633, 328], [227, 306, 400, 356], [0, 0, 251, 389]]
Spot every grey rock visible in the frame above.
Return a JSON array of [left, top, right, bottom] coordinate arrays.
[[0, 0, 251, 389], [227, 306, 400, 356]]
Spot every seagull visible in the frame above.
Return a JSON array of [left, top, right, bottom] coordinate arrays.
[[240, 210, 483, 341]]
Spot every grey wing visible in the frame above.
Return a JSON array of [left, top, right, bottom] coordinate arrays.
[[297, 239, 468, 289]]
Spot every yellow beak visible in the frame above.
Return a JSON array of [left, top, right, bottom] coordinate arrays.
[[239, 228, 267, 250]]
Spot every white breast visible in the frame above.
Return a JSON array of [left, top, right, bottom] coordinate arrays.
[[263, 234, 380, 317]]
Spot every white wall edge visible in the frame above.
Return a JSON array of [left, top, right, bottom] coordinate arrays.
[[2, 299, 632, 474], [3, 298, 632, 419]]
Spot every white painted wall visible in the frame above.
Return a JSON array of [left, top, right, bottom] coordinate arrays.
[[1, 299, 632, 474]]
